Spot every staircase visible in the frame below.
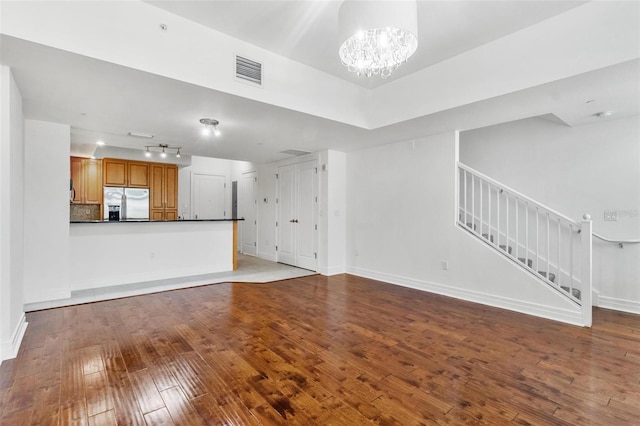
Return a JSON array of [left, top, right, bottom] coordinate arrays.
[[457, 162, 592, 326]]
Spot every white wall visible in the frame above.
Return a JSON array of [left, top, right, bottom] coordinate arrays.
[[0, 66, 27, 361], [460, 115, 640, 313], [178, 156, 232, 219], [23, 120, 71, 304], [318, 150, 346, 275], [346, 131, 583, 325], [230, 160, 255, 183]]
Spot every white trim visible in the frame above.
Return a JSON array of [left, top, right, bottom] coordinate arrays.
[[345, 266, 585, 326], [318, 266, 346, 276], [597, 296, 640, 315], [1, 313, 27, 361]]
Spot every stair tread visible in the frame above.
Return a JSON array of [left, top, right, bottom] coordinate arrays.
[[498, 244, 513, 254], [561, 286, 582, 299], [518, 257, 533, 268], [538, 271, 556, 283], [482, 233, 494, 243]]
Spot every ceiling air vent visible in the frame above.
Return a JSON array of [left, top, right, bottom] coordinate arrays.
[[280, 149, 311, 156], [236, 55, 262, 85]]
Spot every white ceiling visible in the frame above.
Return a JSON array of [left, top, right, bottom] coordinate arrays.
[[1, 1, 638, 164]]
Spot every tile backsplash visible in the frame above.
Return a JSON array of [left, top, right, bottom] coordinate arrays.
[[70, 204, 101, 221]]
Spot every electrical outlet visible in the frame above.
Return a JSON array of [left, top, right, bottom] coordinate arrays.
[[604, 210, 618, 221], [441, 261, 449, 270]]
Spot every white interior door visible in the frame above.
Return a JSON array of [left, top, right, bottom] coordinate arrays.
[[239, 172, 257, 256], [277, 164, 296, 266], [277, 160, 318, 270], [192, 173, 225, 219], [295, 161, 318, 270]]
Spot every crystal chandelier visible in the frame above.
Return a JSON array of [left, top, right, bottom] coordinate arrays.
[[338, 0, 418, 79]]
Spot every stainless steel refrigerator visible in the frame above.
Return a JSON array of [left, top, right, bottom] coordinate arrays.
[[103, 187, 150, 220]]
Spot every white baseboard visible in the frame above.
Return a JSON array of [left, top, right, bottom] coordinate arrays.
[[597, 296, 640, 315], [317, 266, 346, 276], [346, 266, 584, 326], [1, 313, 28, 361]]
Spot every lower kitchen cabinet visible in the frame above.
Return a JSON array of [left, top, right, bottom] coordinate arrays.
[[150, 164, 178, 220]]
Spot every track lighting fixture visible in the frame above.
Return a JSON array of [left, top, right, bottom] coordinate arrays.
[[144, 144, 182, 159]]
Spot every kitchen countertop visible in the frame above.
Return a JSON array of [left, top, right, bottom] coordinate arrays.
[[71, 218, 244, 223]]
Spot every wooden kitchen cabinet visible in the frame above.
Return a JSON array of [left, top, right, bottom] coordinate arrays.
[[103, 158, 149, 187], [103, 158, 127, 186], [150, 164, 178, 220], [70, 157, 102, 204], [128, 161, 150, 187]]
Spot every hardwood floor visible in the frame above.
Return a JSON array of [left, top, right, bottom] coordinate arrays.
[[1, 274, 639, 425]]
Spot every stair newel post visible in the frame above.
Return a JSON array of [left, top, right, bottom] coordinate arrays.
[[581, 214, 593, 327]]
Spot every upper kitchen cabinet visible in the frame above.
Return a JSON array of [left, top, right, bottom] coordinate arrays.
[[150, 164, 178, 220], [103, 158, 149, 187], [70, 157, 102, 204], [128, 162, 150, 187]]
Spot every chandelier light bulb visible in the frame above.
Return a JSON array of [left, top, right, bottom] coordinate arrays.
[[213, 124, 221, 137], [145, 147, 151, 157], [160, 148, 167, 158], [176, 149, 181, 158], [201, 126, 211, 136]]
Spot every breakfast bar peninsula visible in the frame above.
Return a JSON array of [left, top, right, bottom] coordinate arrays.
[[69, 219, 242, 292]]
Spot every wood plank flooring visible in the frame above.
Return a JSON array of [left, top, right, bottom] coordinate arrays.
[[1, 274, 639, 425]]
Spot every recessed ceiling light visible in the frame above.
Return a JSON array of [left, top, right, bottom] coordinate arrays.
[[128, 131, 154, 139], [96, 140, 105, 146]]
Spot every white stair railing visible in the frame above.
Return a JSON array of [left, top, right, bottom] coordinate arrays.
[[457, 162, 592, 326]]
